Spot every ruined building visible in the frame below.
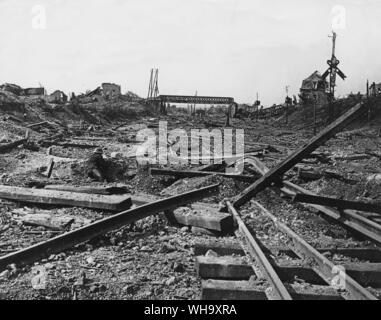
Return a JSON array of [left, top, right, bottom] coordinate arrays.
[[370, 82, 381, 97], [0, 83, 46, 97], [48, 90, 68, 104], [299, 71, 329, 105], [102, 83, 121, 98]]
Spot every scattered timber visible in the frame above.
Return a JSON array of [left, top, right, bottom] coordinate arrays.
[[252, 201, 377, 300], [293, 194, 381, 215], [44, 185, 129, 195], [0, 185, 133, 212], [245, 156, 381, 244], [0, 184, 219, 270], [150, 168, 258, 183], [233, 102, 368, 208]]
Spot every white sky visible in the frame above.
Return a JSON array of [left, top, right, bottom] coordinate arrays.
[[0, 0, 380, 105]]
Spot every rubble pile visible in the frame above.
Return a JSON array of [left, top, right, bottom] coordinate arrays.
[[0, 83, 381, 300]]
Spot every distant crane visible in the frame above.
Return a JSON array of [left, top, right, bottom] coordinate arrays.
[[147, 68, 159, 100]]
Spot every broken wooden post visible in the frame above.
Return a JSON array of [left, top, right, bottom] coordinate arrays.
[[293, 194, 381, 215], [45, 158, 55, 178], [172, 205, 234, 232], [0, 185, 133, 212], [233, 102, 368, 208], [0, 184, 219, 270]]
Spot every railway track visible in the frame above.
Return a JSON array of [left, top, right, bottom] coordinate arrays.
[[194, 200, 380, 300], [191, 152, 381, 300]]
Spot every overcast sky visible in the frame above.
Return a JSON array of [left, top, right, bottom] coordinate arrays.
[[0, 0, 380, 105]]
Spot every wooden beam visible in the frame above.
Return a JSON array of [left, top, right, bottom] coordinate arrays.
[[233, 102, 367, 208], [0, 184, 219, 270], [0, 185, 132, 212], [201, 280, 267, 300], [150, 168, 258, 183], [193, 240, 381, 262], [201, 280, 342, 300], [173, 207, 234, 232], [196, 256, 381, 287], [293, 194, 381, 215], [27, 122, 49, 129], [44, 185, 129, 195], [194, 240, 244, 256], [0, 138, 27, 154]]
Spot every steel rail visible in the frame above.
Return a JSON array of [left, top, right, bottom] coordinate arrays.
[[252, 201, 378, 300], [226, 201, 293, 300], [245, 156, 381, 245]]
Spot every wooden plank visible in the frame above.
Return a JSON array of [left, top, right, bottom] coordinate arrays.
[[0, 185, 132, 212], [17, 213, 74, 231], [233, 103, 367, 208], [194, 240, 244, 256], [201, 280, 267, 300], [196, 256, 254, 280], [0, 184, 219, 270], [44, 185, 129, 195], [196, 163, 226, 172], [45, 158, 55, 178], [150, 168, 258, 183], [173, 207, 234, 232], [196, 256, 381, 287], [201, 280, 342, 300], [293, 194, 381, 215], [194, 240, 381, 262], [126, 196, 232, 231], [27, 122, 49, 129], [0, 138, 26, 153]]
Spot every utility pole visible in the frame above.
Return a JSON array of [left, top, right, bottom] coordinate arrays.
[[254, 92, 260, 122], [313, 94, 317, 135], [194, 91, 198, 116]]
